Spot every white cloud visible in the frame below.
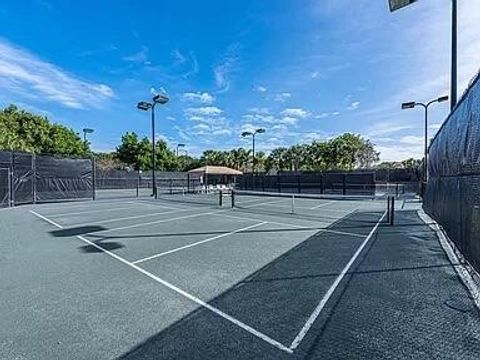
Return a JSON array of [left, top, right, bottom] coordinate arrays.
[[253, 85, 267, 93], [274, 92, 292, 102], [279, 116, 298, 125], [123, 46, 150, 64], [281, 108, 310, 118], [213, 129, 232, 135], [248, 107, 270, 114], [193, 123, 210, 131], [0, 38, 114, 109], [171, 49, 186, 65], [347, 101, 360, 110], [213, 43, 239, 93], [314, 112, 340, 119], [182, 92, 214, 104], [366, 121, 416, 137], [399, 135, 423, 145], [311, 71, 320, 79], [186, 106, 223, 118]]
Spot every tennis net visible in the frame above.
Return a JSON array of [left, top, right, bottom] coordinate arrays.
[[155, 187, 224, 207], [230, 190, 395, 225]]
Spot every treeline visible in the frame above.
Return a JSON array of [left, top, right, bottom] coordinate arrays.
[[106, 132, 380, 172], [0, 105, 88, 156], [0, 104, 420, 173]]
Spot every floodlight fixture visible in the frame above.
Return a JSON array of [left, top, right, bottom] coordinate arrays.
[[401, 96, 449, 184], [137, 101, 152, 111], [388, 0, 417, 12], [401, 102, 416, 110], [153, 94, 169, 104]]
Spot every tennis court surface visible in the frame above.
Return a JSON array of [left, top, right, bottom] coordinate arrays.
[[1, 193, 479, 359]]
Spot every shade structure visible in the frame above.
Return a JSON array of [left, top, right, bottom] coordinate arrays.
[[188, 165, 243, 176]]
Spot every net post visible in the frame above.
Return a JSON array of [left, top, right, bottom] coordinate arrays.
[[231, 190, 235, 208], [395, 183, 399, 198], [387, 196, 391, 224], [390, 196, 395, 226], [291, 194, 295, 214], [219, 190, 223, 207]]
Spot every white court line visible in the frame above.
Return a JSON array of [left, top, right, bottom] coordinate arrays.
[[252, 202, 360, 214], [310, 200, 337, 210], [237, 198, 290, 209], [133, 222, 267, 264], [70, 208, 194, 227], [91, 210, 223, 234], [29, 210, 292, 354], [221, 213, 366, 239], [34, 199, 131, 211], [289, 210, 387, 350], [128, 201, 184, 210], [46, 204, 147, 217]]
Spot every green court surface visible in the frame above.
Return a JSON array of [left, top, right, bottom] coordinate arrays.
[[0, 195, 479, 359]]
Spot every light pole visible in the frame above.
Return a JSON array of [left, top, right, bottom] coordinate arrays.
[[137, 94, 169, 199], [176, 143, 185, 157], [241, 128, 265, 174], [401, 95, 448, 182], [82, 128, 94, 145], [389, 0, 458, 111]]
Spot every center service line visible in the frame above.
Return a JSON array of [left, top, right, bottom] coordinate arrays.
[[132, 221, 267, 264]]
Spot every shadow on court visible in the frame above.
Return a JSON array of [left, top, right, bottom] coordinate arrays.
[[115, 210, 480, 359], [50, 225, 107, 237], [49, 225, 125, 253]]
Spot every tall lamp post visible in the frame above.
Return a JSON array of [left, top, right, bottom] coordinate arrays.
[[389, 0, 458, 111], [82, 128, 94, 145], [401, 95, 448, 183], [176, 143, 186, 157], [241, 128, 265, 174], [137, 94, 169, 199]]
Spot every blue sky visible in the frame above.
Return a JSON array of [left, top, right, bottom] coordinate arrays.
[[0, 0, 479, 161]]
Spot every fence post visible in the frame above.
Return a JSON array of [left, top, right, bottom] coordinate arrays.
[[11, 152, 15, 206], [92, 156, 96, 200], [136, 170, 140, 197], [7, 167, 13, 207], [31, 153, 37, 204]]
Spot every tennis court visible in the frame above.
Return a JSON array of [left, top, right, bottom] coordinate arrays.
[[1, 192, 479, 359]]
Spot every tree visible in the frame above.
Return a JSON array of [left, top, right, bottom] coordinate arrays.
[[0, 104, 88, 156], [116, 132, 151, 170], [95, 152, 126, 170]]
